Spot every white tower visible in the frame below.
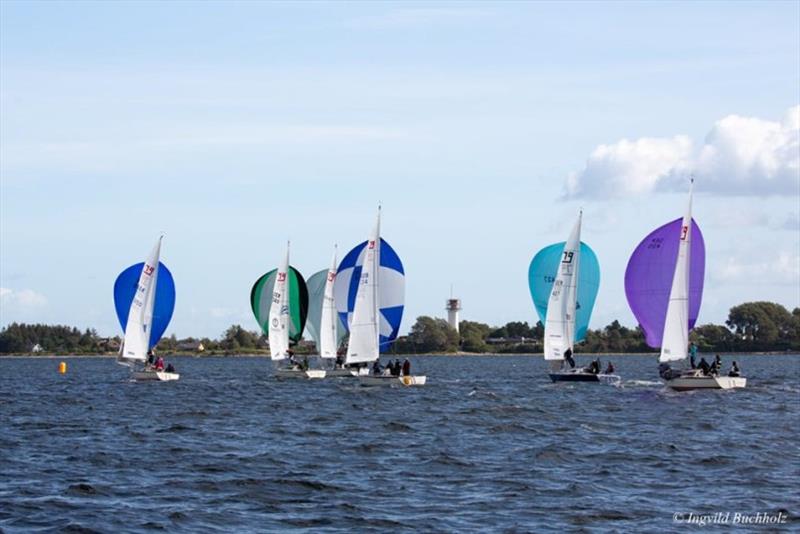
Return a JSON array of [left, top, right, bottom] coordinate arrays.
[[446, 288, 461, 333]]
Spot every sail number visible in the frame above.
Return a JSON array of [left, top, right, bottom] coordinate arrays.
[[561, 251, 574, 264], [680, 225, 689, 240]]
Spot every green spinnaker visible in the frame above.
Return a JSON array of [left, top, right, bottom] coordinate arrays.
[[250, 267, 309, 345]]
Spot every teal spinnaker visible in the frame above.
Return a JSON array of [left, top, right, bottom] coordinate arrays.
[[528, 242, 600, 343]]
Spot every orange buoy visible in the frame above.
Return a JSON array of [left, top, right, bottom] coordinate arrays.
[[59, 361, 67, 374]]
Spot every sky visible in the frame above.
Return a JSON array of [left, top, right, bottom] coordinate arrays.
[[1, 1, 798, 340]]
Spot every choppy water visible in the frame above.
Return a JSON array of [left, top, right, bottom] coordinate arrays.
[[1, 354, 798, 532]]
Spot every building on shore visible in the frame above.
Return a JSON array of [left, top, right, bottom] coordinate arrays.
[[446, 297, 461, 333]]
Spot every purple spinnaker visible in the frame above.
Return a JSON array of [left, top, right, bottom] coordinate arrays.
[[624, 218, 705, 348]]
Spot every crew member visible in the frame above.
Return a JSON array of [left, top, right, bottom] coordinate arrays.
[[564, 348, 576, 369]]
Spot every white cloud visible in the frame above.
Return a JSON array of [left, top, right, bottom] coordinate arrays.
[[566, 106, 800, 198], [0, 287, 48, 308], [565, 136, 692, 198]]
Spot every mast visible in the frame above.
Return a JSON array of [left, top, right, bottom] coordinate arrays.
[[660, 180, 693, 362]]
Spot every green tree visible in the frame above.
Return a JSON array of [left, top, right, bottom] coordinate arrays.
[[409, 316, 459, 352], [532, 321, 544, 340], [220, 325, 261, 351], [692, 324, 735, 352], [459, 320, 491, 352], [726, 302, 793, 346], [157, 334, 178, 351]]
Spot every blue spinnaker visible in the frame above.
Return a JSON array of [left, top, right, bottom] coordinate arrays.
[[113, 262, 176, 349]]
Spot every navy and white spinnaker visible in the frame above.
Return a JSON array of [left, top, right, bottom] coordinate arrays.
[[334, 238, 404, 352]]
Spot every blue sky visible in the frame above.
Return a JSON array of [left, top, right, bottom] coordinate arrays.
[[1, 1, 798, 339]]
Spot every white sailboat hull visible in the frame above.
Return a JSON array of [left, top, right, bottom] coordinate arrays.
[[358, 375, 427, 387], [274, 368, 327, 379], [665, 373, 746, 391], [325, 368, 357, 377], [132, 370, 180, 381]]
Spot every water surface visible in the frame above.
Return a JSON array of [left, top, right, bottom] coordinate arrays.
[[1, 354, 798, 532]]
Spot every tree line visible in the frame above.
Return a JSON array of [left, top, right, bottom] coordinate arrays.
[[1, 301, 798, 355], [390, 301, 800, 354]]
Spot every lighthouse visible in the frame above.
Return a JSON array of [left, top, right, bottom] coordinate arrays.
[[446, 296, 461, 333]]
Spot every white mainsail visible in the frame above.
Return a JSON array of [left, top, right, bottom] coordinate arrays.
[[345, 208, 381, 365], [319, 246, 339, 358], [269, 242, 291, 360], [660, 181, 693, 362], [119, 236, 162, 364], [544, 212, 582, 361]]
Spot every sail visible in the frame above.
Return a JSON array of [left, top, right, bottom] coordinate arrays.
[[114, 261, 176, 350], [528, 241, 600, 344], [250, 267, 309, 352], [540, 214, 582, 360], [343, 210, 381, 364], [625, 204, 705, 355], [304, 247, 344, 358], [334, 237, 405, 355], [268, 245, 291, 359], [114, 237, 172, 363], [660, 185, 694, 362]]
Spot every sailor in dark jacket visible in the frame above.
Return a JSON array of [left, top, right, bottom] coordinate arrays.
[[563, 348, 576, 369]]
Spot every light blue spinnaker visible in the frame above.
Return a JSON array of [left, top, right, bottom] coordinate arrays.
[[528, 242, 600, 343], [306, 268, 347, 352]]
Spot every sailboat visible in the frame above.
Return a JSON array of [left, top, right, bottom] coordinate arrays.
[[305, 245, 347, 370], [250, 242, 320, 378], [530, 212, 617, 383], [335, 207, 425, 386], [113, 235, 179, 381], [625, 180, 745, 391]]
